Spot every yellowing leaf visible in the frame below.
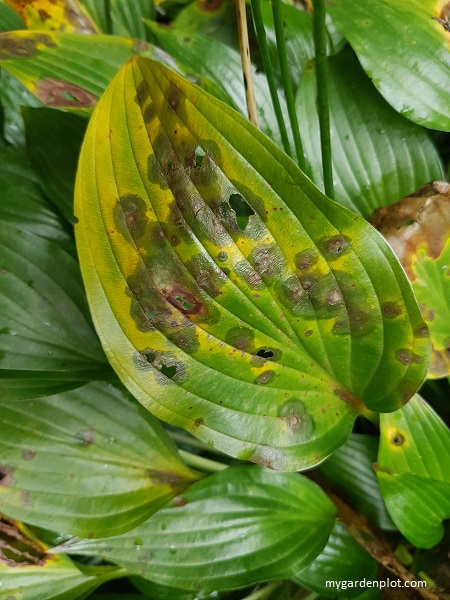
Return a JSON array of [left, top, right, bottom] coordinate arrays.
[[5, 0, 98, 34]]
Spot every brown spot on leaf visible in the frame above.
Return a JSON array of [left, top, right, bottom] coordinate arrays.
[[199, 0, 224, 10], [195, 418, 204, 427], [390, 432, 405, 446], [163, 285, 205, 316], [0, 466, 13, 486], [321, 235, 350, 257], [75, 429, 95, 446], [225, 326, 255, 352], [334, 388, 363, 409], [35, 78, 96, 107], [167, 85, 180, 112], [172, 496, 187, 507], [146, 469, 187, 486], [382, 302, 403, 318], [22, 449, 36, 461], [278, 400, 314, 439], [254, 370, 275, 384]]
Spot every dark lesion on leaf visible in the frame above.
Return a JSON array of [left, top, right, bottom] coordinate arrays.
[[0, 32, 55, 60], [146, 469, 188, 487], [134, 349, 187, 384], [0, 516, 48, 567], [35, 78, 97, 108], [162, 285, 206, 317], [0, 466, 13, 486]]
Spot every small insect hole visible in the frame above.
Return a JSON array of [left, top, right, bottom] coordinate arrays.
[[145, 352, 156, 363], [229, 193, 254, 230], [257, 349, 274, 359], [161, 364, 177, 379], [195, 146, 205, 167]]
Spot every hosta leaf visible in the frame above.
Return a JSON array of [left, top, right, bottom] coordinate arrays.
[[293, 520, 377, 597], [23, 107, 87, 223], [327, 0, 450, 131], [5, 0, 98, 33], [319, 434, 395, 530], [0, 30, 165, 114], [75, 56, 430, 471], [146, 22, 291, 150], [296, 50, 443, 217], [0, 0, 23, 32], [111, 0, 154, 42], [54, 466, 337, 591], [0, 68, 42, 146], [377, 395, 450, 548], [132, 577, 222, 600], [0, 144, 110, 399], [171, 0, 238, 48], [370, 182, 450, 377], [0, 516, 121, 600], [80, 0, 109, 33], [0, 382, 200, 537]]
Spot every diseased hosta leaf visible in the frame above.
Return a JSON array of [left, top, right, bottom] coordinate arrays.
[[146, 22, 291, 150], [0, 30, 162, 113], [292, 520, 377, 597], [296, 50, 443, 217], [0, 382, 200, 537], [5, 0, 98, 33], [377, 395, 450, 548], [319, 434, 395, 530], [370, 182, 450, 377], [327, 0, 450, 131], [54, 466, 337, 591], [0, 516, 122, 600], [23, 107, 86, 223], [75, 56, 430, 471]]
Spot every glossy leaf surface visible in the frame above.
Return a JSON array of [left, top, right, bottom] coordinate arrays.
[[111, 0, 154, 41], [327, 0, 450, 131], [0, 516, 120, 600], [370, 182, 450, 377], [55, 466, 336, 591], [147, 22, 291, 150], [319, 434, 395, 530], [296, 50, 443, 217], [377, 395, 450, 548], [0, 141, 109, 399], [75, 56, 430, 470], [0, 382, 200, 537], [23, 107, 86, 223], [293, 520, 377, 597], [0, 68, 42, 146]]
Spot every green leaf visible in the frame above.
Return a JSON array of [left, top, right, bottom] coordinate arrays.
[[327, 0, 450, 131], [319, 434, 396, 531], [171, 0, 238, 48], [0, 516, 121, 600], [0, 144, 110, 399], [132, 577, 222, 600], [80, 0, 109, 33], [111, 0, 154, 42], [146, 22, 291, 150], [293, 520, 377, 597], [0, 0, 23, 32], [23, 107, 87, 223], [377, 395, 450, 548], [296, 49, 443, 217], [54, 466, 337, 591], [0, 382, 200, 537], [75, 56, 430, 471]]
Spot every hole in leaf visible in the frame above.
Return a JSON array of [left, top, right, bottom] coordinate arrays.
[[391, 433, 405, 446], [161, 364, 177, 379], [195, 146, 205, 167], [257, 349, 274, 359], [229, 193, 254, 230], [145, 352, 156, 363], [175, 293, 195, 311], [60, 90, 79, 102]]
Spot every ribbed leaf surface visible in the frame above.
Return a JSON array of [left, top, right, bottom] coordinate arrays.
[[0, 382, 200, 537], [75, 57, 430, 470], [377, 395, 450, 547], [55, 466, 336, 592]]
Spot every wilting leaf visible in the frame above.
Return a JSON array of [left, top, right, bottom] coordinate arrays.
[[370, 181, 450, 377], [327, 0, 450, 131], [75, 56, 430, 471], [377, 395, 450, 548], [5, 0, 98, 33], [23, 107, 86, 222], [54, 466, 336, 591], [296, 50, 443, 217], [0, 516, 121, 600], [146, 22, 292, 150], [0, 382, 200, 537], [293, 520, 377, 597], [319, 434, 395, 530], [0, 141, 110, 399]]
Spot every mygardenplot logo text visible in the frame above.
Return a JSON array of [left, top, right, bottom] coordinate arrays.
[[325, 578, 427, 591]]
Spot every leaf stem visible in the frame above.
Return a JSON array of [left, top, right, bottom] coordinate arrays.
[[178, 449, 229, 473], [169, 429, 227, 456], [312, 0, 334, 198], [250, 0, 292, 157], [271, 0, 306, 171], [240, 581, 284, 600], [236, 0, 259, 126]]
